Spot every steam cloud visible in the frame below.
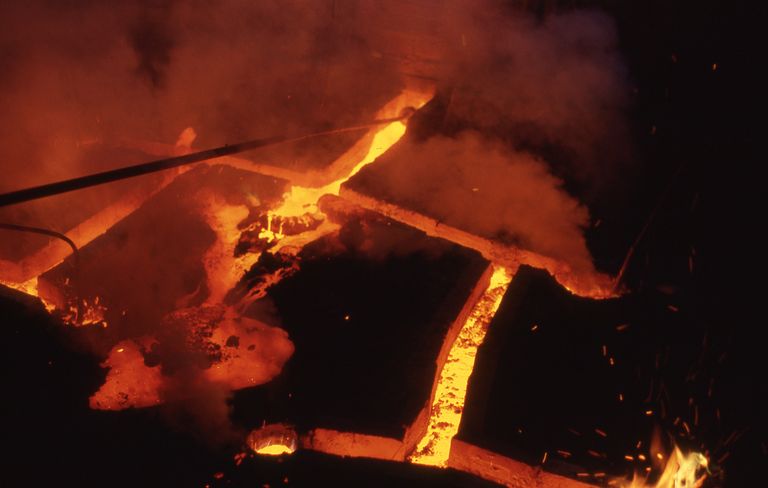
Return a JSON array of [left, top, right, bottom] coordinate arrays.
[[438, 5, 630, 187], [363, 133, 596, 272]]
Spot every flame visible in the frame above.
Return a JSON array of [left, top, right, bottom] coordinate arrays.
[[616, 446, 708, 488], [410, 265, 512, 466]]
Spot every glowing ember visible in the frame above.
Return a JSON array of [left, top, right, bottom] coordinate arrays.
[[410, 265, 512, 466], [64, 296, 108, 327]]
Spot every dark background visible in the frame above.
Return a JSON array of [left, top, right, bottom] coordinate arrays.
[[583, 0, 764, 485]]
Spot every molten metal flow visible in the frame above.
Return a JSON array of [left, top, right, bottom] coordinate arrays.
[[264, 92, 423, 224], [410, 265, 512, 466]]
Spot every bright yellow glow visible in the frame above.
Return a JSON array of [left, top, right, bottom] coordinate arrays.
[[255, 443, 296, 456], [268, 87, 430, 221], [410, 265, 512, 466], [248, 423, 298, 457]]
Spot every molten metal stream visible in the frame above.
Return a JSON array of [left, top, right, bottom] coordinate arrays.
[[410, 265, 512, 466]]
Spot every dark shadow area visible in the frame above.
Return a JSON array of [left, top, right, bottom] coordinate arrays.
[[245, 214, 488, 438]]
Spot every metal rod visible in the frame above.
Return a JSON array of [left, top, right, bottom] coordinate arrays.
[[0, 115, 405, 208]]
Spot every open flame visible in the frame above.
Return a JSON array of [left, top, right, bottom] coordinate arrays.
[[616, 446, 708, 488]]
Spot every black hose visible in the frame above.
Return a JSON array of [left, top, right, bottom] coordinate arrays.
[[0, 223, 82, 322]]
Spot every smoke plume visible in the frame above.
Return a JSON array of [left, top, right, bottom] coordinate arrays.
[[351, 1, 630, 274]]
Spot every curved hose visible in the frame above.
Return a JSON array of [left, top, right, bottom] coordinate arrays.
[[0, 223, 82, 322]]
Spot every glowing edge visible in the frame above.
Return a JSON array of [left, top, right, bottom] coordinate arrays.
[[409, 265, 512, 466]]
